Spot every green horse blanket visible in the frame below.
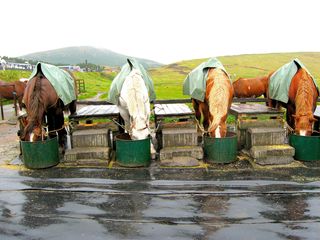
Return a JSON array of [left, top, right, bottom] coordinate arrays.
[[29, 62, 76, 105], [269, 58, 318, 103], [183, 57, 229, 101], [107, 58, 156, 105]]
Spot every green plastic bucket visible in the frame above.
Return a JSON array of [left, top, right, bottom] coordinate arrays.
[[21, 137, 60, 169], [115, 133, 150, 167], [289, 134, 320, 161], [204, 132, 237, 163]]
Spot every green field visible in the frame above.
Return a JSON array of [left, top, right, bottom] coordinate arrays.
[[150, 52, 320, 99], [1, 52, 320, 100]]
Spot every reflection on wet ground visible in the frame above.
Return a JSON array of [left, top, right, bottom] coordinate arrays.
[[0, 167, 320, 239]]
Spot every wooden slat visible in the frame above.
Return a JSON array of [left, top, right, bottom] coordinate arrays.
[[69, 105, 119, 120], [154, 103, 193, 116], [154, 99, 192, 104], [77, 98, 320, 106], [154, 103, 194, 122], [314, 106, 320, 118], [230, 103, 283, 116]]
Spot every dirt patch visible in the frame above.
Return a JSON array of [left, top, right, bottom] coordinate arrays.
[[0, 121, 20, 164]]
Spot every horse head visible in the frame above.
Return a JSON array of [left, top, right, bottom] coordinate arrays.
[[20, 116, 46, 142], [208, 119, 227, 138], [130, 115, 150, 140], [293, 113, 317, 136]]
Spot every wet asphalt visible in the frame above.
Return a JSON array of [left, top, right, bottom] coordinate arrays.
[[0, 162, 320, 240]]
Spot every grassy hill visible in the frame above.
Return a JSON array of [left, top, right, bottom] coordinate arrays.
[[149, 52, 320, 99], [20, 46, 162, 68], [1, 52, 320, 100]]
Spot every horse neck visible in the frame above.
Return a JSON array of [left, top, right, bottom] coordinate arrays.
[[206, 69, 231, 131], [14, 81, 26, 96], [260, 75, 269, 88], [207, 69, 230, 116], [295, 69, 316, 116]]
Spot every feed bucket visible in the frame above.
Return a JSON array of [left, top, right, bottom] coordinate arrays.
[[115, 133, 150, 167], [20, 137, 60, 169], [204, 132, 237, 163], [289, 134, 320, 161]]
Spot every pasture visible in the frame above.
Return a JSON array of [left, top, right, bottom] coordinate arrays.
[[149, 52, 320, 100]]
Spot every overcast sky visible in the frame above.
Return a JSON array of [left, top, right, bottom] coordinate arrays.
[[1, 0, 320, 64]]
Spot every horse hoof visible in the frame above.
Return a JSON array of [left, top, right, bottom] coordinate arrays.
[[151, 152, 157, 160]]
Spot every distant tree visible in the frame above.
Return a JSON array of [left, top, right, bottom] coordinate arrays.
[[77, 62, 104, 72]]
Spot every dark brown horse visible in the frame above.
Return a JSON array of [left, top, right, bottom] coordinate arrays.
[[0, 80, 27, 109], [232, 75, 269, 98], [268, 68, 318, 136], [20, 71, 76, 151], [192, 68, 234, 138]]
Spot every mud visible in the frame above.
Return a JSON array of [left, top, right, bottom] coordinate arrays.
[[1, 103, 320, 239], [0, 119, 20, 165]]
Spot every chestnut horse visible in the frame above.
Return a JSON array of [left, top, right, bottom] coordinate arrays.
[[232, 75, 268, 98], [268, 68, 318, 136], [192, 68, 234, 138], [0, 80, 27, 109], [20, 72, 76, 151]]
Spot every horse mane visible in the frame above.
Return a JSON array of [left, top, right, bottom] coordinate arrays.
[[126, 70, 147, 120], [295, 68, 316, 117], [207, 68, 231, 131], [23, 73, 45, 136]]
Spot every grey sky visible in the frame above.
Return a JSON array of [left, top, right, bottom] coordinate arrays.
[[1, 0, 320, 64]]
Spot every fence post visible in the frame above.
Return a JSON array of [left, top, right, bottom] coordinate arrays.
[[0, 98, 4, 120], [13, 91, 18, 116]]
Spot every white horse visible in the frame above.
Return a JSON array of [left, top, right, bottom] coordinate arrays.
[[118, 69, 156, 157]]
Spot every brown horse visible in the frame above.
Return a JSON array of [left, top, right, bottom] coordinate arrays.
[[232, 75, 269, 98], [192, 68, 234, 138], [268, 68, 318, 136], [0, 80, 27, 109], [20, 71, 76, 151]]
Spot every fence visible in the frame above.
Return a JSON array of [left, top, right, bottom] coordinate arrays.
[[76, 79, 85, 95]]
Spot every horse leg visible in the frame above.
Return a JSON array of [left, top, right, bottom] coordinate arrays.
[[192, 99, 201, 122], [201, 103, 210, 131], [192, 99, 207, 132], [286, 102, 295, 130], [118, 106, 130, 133], [68, 100, 77, 115], [56, 112, 67, 154], [118, 114, 125, 134], [47, 111, 67, 153], [263, 93, 269, 106], [150, 141, 156, 159], [17, 97, 23, 111]]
